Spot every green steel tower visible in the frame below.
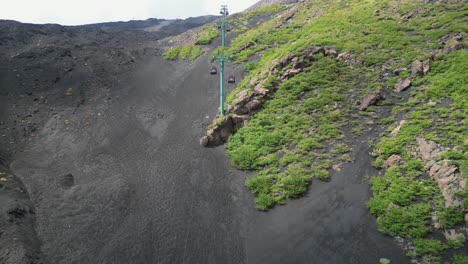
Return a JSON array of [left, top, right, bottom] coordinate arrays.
[[213, 5, 231, 116]]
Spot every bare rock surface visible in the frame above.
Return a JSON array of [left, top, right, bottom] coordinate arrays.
[[337, 52, 363, 65], [416, 137, 465, 208], [411, 59, 432, 76], [357, 88, 387, 111], [394, 78, 411, 93], [200, 114, 249, 147], [384, 155, 403, 168]]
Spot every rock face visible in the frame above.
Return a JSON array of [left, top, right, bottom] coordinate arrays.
[[274, 4, 300, 28], [394, 78, 411, 93], [357, 88, 387, 111], [431, 33, 465, 56], [384, 154, 403, 168], [411, 59, 432, 76], [201, 46, 359, 146], [416, 137, 466, 208], [337, 52, 363, 65], [230, 86, 270, 115], [200, 115, 249, 147]]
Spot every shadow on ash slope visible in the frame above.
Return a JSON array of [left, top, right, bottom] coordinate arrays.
[[1, 23, 409, 264]]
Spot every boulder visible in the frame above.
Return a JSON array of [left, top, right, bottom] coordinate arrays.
[[384, 154, 403, 168], [443, 229, 461, 241], [274, 5, 300, 28], [244, 99, 262, 112], [357, 88, 387, 111], [394, 78, 411, 93], [432, 213, 441, 229], [200, 114, 250, 147], [304, 47, 325, 60], [441, 33, 464, 53], [412, 59, 432, 76], [411, 60, 423, 75], [416, 137, 465, 208], [393, 67, 407, 75], [422, 59, 431, 75], [230, 86, 270, 115], [254, 86, 269, 96], [282, 67, 302, 80], [324, 47, 337, 57], [416, 137, 445, 161], [390, 120, 407, 136], [291, 57, 304, 69], [337, 52, 362, 65]]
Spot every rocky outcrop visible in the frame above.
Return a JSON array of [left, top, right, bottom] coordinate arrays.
[[440, 33, 464, 53], [416, 137, 466, 208], [411, 59, 432, 76], [394, 78, 411, 93], [273, 5, 300, 28], [431, 33, 465, 57], [337, 52, 363, 66], [235, 40, 257, 54], [357, 88, 387, 111], [201, 46, 359, 146], [229, 85, 270, 115], [384, 154, 403, 168], [200, 114, 250, 147]]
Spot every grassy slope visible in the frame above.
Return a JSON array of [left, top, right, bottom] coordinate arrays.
[[219, 0, 467, 262], [163, 5, 286, 61]]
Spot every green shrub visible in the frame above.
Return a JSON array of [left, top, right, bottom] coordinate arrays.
[[447, 234, 465, 249], [379, 258, 391, 264], [190, 46, 203, 61], [376, 203, 432, 238], [282, 174, 309, 198], [412, 238, 448, 257], [178, 46, 192, 60], [195, 26, 219, 45], [438, 208, 465, 228], [163, 47, 181, 60], [255, 193, 275, 211], [453, 255, 468, 264], [243, 61, 258, 72], [229, 145, 259, 170], [246, 174, 273, 195], [313, 169, 330, 181]]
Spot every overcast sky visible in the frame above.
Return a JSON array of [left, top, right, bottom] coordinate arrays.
[[0, 0, 260, 25]]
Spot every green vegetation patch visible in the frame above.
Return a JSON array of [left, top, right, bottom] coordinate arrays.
[[214, 0, 467, 261], [227, 57, 360, 210], [243, 4, 286, 21], [195, 26, 220, 45], [163, 45, 205, 61], [368, 52, 467, 262]]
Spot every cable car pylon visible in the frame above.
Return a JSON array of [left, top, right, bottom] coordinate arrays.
[[212, 5, 231, 116]]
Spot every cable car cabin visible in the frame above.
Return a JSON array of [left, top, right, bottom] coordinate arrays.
[[228, 75, 236, 83], [210, 66, 218, 75]]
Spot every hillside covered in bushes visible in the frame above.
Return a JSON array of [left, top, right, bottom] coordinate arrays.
[[196, 0, 467, 263]]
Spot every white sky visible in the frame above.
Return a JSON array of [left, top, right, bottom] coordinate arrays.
[[0, 0, 260, 25]]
